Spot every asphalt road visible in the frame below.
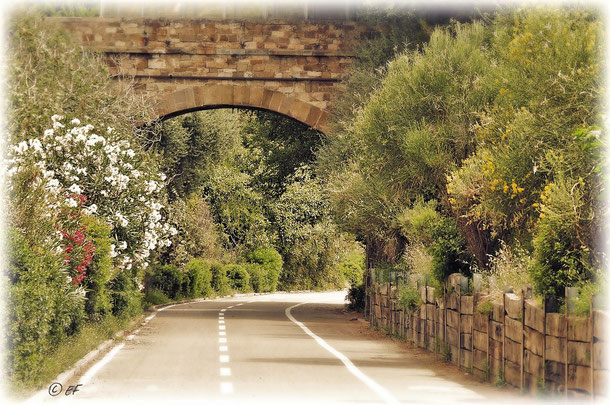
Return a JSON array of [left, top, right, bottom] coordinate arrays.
[[34, 291, 530, 405]]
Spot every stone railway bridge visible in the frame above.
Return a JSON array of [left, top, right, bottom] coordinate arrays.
[[50, 17, 381, 133]]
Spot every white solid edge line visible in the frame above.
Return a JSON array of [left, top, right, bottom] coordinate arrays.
[[72, 304, 177, 385], [285, 302, 399, 405], [79, 342, 125, 385]]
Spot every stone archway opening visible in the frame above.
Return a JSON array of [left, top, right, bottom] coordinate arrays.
[[154, 85, 330, 134]]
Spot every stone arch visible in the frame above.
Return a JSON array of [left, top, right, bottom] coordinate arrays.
[[154, 84, 330, 133]]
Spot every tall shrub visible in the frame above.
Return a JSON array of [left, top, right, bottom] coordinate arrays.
[[184, 259, 213, 298]]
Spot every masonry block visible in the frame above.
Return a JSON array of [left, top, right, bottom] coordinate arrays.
[[233, 85, 250, 105]]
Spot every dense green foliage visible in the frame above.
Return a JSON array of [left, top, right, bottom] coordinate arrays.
[[80, 216, 113, 321], [7, 5, 604, 391], [152, 109, 365, 290], [6, 15, 161, 387], [245, 247, 283, 292], [398, 284, 423, 312], [184, 259, 214, 299], [321, 7, 605, 305], [346, 284, 366, 312], [6, 229, 85, 382]]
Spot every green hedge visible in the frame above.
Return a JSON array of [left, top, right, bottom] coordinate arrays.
[[108, 270, 143, 319], [148, 264, 186, 300], [7, 229, 85, 382], [184, 259, 213, 298], [245, 247, 282, 292], [210, 263, 230, 296], [80, 216, 113, 321], [225, 264, 251, 293]]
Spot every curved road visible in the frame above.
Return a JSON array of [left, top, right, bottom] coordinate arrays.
[[39, 291, 527, 405]]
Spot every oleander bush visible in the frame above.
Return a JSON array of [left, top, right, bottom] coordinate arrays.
[[6, 228, 85, 383], [6, 14, 166, 387], [80, 216, 113, 321]]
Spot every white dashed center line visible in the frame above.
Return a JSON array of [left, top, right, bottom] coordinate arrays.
[[218, 304, 237, 396], [220, 382, 234, 394]]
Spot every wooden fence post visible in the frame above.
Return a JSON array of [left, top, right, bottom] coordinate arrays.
[[590, 295, 594, 398], [444, 283, 448, 354], [434, 289, 438, 354], [487, 309, 491, 382], [424, 282, 428, 350], [458, 283, 462, 368], [565, 286, 569, 399], [542, 296, 546, 389], [472, 292, 476, 373], [520, 288, 525, 390], [502, 293, 506, 378]]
